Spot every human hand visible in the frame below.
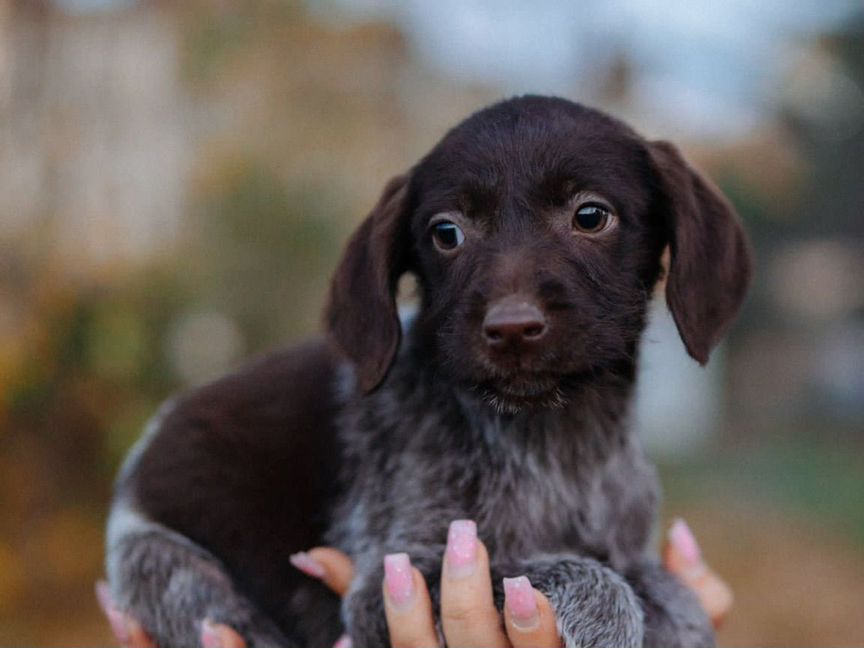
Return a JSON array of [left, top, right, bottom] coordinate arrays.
[[97, 518, 731, 647], [291, 518, 732, 647], [372, 520, 561, 648], [96, 530, 559, 648]]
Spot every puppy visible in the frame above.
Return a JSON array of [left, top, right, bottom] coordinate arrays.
[[106, 96, 751, 648]]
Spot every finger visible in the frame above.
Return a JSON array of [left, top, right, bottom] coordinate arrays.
[[95, 580, 156, 648], [290, 547, 355, 597], [664, 518, 734, 627], [124, 618, 157, 648], [201, 619, 246, 648], [440, 520, 509, 648], [503, 577, 562, 648], [382, 553, 439, 648], [333, 634, 353, 648], [308, 547, 356, 596]]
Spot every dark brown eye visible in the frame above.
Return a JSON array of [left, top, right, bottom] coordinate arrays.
[[573, 204, 612, 233], [431, 221, 465, 251]]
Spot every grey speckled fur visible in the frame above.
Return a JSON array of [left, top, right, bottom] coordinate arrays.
[[107, 502, 289, 648], [106, 318, 713, 648], [330, 329, 712, 648]]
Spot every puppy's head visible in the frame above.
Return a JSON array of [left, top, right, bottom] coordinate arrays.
[[326, 96, 751, 411]]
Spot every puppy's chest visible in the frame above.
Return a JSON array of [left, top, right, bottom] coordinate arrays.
[[453, 415, 639, 562], [336, 390, 645, 564], [470, 443, 594, 560]]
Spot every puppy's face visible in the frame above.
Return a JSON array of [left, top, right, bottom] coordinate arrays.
[[327, 97, 751, 411], [408, 101, 665, 409]]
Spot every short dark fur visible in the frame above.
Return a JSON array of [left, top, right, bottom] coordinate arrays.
[[106, 96, 751, 647]]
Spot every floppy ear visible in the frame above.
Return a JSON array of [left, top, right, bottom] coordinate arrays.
[[325, 174, 411, 392], [649, 141, 752, 365]]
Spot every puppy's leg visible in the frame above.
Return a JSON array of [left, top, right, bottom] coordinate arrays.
[[625, 560, 714, 648], [107, 501, 290, 648], [511, 554, 644, 648], [340, 575, 389, 648]]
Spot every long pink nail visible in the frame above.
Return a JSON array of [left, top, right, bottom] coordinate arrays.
[[106, 609, 131, 645], [95, 580, 112, 613], [95, 581, 130, 645], [201, 618, 223, 648], [446, 519, 477, 578], [504, 576, 539, 631], [669, 518, 701, 566], [384, 553, 414, 609], [333, 634, 353, 648], [289, 551, 327, 579]]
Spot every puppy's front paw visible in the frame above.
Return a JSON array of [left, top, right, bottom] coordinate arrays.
[[552, 585, 643, 648], [523, 556, 644, 648]]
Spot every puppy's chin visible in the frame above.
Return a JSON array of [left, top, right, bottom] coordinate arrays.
[[474, 377, 568, 414]]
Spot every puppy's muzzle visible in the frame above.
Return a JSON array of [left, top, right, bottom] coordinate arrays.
[[482, 296, 547, 350]]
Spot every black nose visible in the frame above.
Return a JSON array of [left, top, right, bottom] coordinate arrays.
[[482, 298, 547, 348]]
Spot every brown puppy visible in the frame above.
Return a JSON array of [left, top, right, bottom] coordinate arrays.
[[106, 96, 750, 648]]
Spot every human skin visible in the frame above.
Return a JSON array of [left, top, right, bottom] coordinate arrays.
[[97, 517, 732, 648]]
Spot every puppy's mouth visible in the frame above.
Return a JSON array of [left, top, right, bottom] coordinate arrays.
[[473, 374, 569, 413]]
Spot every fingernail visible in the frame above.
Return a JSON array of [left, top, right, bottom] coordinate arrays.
[[106, 608, 131, 645], [94, 580, 113, 615], [446, 519, 477, 578], [289, 551, 327, 579], [333, 634, 353, 648], [504, 576, 540, 631], [669, 518, 702, 567], [384, 553, 414, 610], [96, 581, 131, 645], [201, 618, 223, 648]]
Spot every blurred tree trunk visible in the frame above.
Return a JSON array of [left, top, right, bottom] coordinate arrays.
[[0, 0, 189, 270]]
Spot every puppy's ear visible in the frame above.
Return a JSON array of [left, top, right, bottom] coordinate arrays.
[[649, 141, 752, 364], [325, 174, 411, 392]]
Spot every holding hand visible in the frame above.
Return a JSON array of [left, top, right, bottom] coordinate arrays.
[[97, 518, 731, 648]]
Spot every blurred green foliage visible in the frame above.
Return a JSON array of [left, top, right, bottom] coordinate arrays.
[[661, 440, 864, 545], [190, 159, 342, 346]]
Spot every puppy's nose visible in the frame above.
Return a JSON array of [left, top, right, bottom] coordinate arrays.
[[482, 299, 547, 348]]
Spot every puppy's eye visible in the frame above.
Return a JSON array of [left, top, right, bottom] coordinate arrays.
[[573, 204, 613, 234], [431, 221, 465, 251]]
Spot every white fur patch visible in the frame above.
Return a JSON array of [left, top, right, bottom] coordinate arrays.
[[115, 397, 176, 486]]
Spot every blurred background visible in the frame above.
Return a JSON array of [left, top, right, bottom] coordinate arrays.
[[1, 0, 863, 645]]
